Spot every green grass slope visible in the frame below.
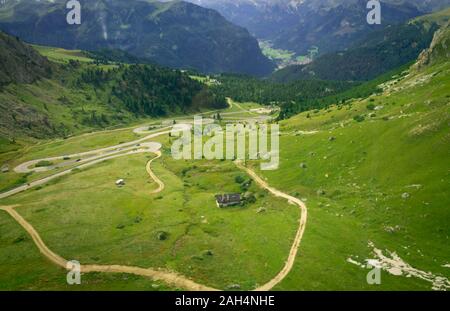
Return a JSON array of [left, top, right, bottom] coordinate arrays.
[[0, 146, 298, 290], [246, 27, 450, 290], [0, 20, 448, 292], [0, 212, 174, 290]]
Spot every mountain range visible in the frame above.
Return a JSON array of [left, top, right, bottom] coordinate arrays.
[[186, 0, 450, 55], [0, 0, 275, 76], [269, 11, 448, 82]]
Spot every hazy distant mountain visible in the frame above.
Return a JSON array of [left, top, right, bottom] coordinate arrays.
[[269, 8, 449, 82], [0, 0, 275, 76], [186, 0, 450, 55], [270, 21, 440, 82], [185, 0, 304, 40]]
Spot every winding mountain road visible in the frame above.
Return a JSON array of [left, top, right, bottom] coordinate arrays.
[[0, 120, 307, 291]]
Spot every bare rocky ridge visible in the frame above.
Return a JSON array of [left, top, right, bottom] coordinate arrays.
[[414, 21, 450, 70]]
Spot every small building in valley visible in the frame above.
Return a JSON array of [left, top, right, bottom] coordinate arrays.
[[215, 193, 241, 208]]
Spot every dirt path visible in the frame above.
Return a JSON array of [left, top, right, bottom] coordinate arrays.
[[235, 161, 307, 291], [0, 145, 220, 291], [146, 151, 165, 194], [0, 161, 306, 291], [0, 122, 307, 291], [0, 148, 216, 291], [0, 205, 67, 268], [0, 205, 216, 291]]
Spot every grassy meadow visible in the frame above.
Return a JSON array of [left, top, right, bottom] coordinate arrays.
[[0, 45, 448, 291], [247, 60, 450, 290], [0, 126, 299, 290]]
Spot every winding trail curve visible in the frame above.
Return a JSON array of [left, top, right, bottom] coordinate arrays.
[[235, 161, 307, 291], [146, 151, 164, 194], [0, 204, 216, 291], [0, 122, 307, 291]]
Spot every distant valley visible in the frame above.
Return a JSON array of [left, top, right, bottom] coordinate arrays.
[[187, 0, 450, 56]]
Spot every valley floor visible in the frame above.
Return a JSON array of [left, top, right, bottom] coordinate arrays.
[[0, 61, 449, 291]]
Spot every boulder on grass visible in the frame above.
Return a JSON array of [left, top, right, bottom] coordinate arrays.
[[317, 189, 326, 196], [156, 231, 169, 241]]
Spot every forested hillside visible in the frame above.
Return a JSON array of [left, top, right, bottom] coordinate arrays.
[[205, 61, 412, 119], [76, 65, 227, 116], [276, 63, 411, 119], [0, 32, 226, 141], [210, 74, 357, 108]]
